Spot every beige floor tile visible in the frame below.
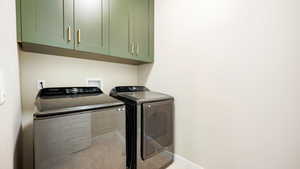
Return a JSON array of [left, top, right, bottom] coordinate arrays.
[[167, 163, 181, 169]]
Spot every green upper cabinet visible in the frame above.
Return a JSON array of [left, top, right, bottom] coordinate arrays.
[[21, 0, 74, 49], [149, 0, 154, 61], [16, 0, 21, 42], [132, 0, 154, 62], [109, 0, 154, 62], [74, 0, 109, 54], [18, 0, 154, 64], [109, 0, 132, 59]]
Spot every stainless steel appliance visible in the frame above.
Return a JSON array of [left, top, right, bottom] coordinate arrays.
[[34, 87, 126, 169], [110, 86, 174, 169]]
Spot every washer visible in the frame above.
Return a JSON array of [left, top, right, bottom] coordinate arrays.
[[110, 86, 174, 169], [34, 87, 126, 169]]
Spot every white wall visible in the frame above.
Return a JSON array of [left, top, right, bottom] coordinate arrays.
[[0, 0, 22, 169], [19, 51, 138, 169], [20, 51, 138, 112], [139, 0, 300, 169]]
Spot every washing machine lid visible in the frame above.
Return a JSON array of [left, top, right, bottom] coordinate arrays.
[[34, 87, 124, 117], [111, 86, 173, 103], [118, 91, 173, 103]]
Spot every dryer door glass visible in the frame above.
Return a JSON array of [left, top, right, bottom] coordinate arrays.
[[142, 100, 174, 160]]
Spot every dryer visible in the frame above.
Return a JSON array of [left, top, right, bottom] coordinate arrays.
[[110, 86, 174, 169]]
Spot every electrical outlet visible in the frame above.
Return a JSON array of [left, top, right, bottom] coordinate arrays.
[[37, 80, 46, 90]]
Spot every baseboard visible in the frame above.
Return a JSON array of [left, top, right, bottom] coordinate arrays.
[[172, 154, 204, 169]]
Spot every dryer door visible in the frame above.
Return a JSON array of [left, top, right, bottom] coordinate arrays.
[[141, 99, 174, 160]]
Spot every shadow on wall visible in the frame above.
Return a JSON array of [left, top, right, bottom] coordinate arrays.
[[138, 64, 153, 86]]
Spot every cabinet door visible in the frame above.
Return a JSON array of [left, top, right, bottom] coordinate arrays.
[[21, 0, 74, 49], [133, 0, 154, 62], [109, 0, 133, 59], [16, 0, 21, 42], [74, 0, 109, 54]]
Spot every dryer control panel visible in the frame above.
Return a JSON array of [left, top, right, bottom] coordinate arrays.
[[114, 86, 149, 93]]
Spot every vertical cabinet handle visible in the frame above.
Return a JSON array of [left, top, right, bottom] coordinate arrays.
[[136, 42, 139, 56], [67, 26, 71, 42], [77, 29, 81, 44], [130, 42, 139, 56], [130, 43, 135, 55]]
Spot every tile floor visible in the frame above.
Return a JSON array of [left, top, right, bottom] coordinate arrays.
[[167, 164, 178, 169], [167, 162, 183, 169]]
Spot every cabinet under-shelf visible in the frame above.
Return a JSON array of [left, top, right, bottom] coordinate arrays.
[[19, 42, 145, 65]]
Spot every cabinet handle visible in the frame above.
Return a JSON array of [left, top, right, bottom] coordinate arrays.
[[77, 29, 81, 44], [67, 26, 71, 42], [130, 43, 135, 55], [136, 42, 139, 56]]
